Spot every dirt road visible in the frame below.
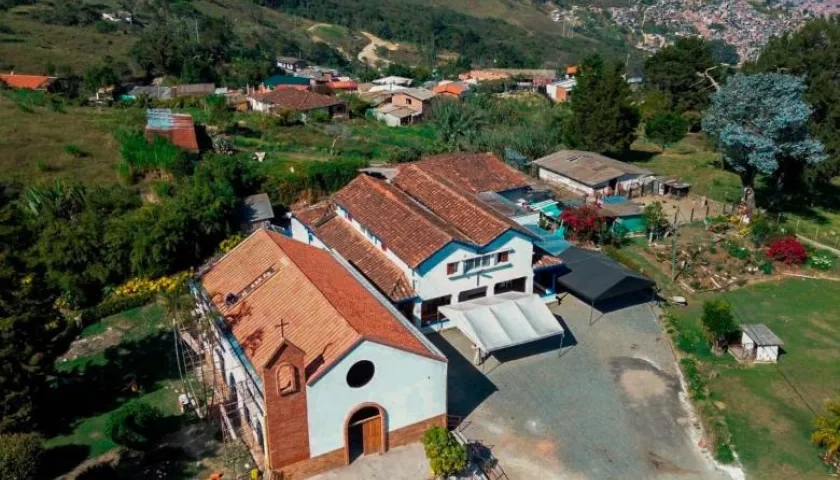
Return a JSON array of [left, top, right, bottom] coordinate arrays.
[[358, 32, 398, 66]]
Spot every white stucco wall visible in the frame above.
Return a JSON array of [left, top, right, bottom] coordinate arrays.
[[191, 283, 268, 456], [415, 232, 534, 301], [538, 168, 650, 196], [537, 168, 595, 195], [306, 340, 447, 457], [740, 332, 779, 363], [290, 217, 327, 249], [756, 345, 778, 362], [614, 174, 652, 192]]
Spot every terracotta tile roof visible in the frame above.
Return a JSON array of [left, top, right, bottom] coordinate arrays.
[[407, 152, 530, 193], [392, 164, 536, 246], [333, 175, 470, 268], [533, 251, 564, 269], [326, 80, 359, 91], [200, 230, 442, 384], [144, 114, 199, 152], [0, 73, 55, 90], [432, 83, 467, 96], [294, 203, 415, 302], [251, 88, 345, 112]]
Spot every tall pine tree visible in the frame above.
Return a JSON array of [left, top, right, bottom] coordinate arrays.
[[564, 54, 640, 154]]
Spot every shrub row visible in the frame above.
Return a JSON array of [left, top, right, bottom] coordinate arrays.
[[77, 292, 155, 326]]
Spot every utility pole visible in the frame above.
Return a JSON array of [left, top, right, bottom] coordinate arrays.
[[670, 208, 680, 281]]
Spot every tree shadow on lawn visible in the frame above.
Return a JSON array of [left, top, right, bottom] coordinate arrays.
[[38, 444, 91, 479], [755, 179, 840, 226], [612, 148, 658, 164], [44, 331, 180, 437], [73, 445, 198, 480]]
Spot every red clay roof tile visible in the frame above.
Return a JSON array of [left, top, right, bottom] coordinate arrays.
[[407, 152, 530, 193], [0, 73, 54, 90], [333, 175, 470, 268], [252, 88, 345, 111], [144, 114, 199, 152], [200, 230, 441, 384], [392, 163, 535, 246], [294, 203, 415, 302]]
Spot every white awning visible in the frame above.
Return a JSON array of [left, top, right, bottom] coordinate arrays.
[[439, 292, 564, 353]]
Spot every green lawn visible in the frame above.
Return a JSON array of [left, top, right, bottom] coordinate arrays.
[[669, 279, 840, 478], [45, 303, 183, 474]]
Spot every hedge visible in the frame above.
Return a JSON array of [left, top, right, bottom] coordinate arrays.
[[77, 292, 155, 326]]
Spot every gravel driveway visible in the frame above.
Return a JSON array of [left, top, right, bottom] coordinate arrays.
[[430, 294, 732, 480]]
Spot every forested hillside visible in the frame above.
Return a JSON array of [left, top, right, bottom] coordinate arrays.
[[0, 0, 633, 76]]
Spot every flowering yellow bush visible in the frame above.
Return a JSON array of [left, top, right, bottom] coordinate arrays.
[[111, 271, 191, 298]]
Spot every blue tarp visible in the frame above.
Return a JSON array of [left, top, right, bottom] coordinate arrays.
[[524, 223, 571, 256], [602, 195, 629, 204]]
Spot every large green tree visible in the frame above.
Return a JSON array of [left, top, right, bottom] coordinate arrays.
[[702, 73, 825, 208], [746, 16, 840, 189], [645, 112, 687, 148], [0, 185, 64, 433], [644, 37, 722, 114], [564, 54, 640, 153]]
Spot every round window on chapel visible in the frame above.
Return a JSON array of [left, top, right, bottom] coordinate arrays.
[[346, 360, 375, 388]]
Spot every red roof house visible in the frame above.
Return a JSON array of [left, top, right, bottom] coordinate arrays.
[[0, 73, 56, 90]]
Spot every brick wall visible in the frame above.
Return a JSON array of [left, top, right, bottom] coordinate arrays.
[[275, 447, 345, 480], [390, 414, 447, 448], [264, 342, 310, 469], [271, 414, 446, 479]]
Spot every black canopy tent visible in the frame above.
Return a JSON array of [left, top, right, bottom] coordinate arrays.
[[556, 246, 655, 323]]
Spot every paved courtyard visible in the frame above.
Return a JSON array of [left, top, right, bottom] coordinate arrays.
[[430, 294, 733, 480], [308, 443, 429, 480]]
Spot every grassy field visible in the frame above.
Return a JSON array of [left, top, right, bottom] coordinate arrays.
[[627, 134, 743, 203], [665, 279, 840, 478], [0, 3, 136, 73], [228, 114, 441, 163], [0, 92, 144, 186]]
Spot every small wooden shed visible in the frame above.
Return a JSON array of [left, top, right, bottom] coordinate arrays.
[[740, 324, 784, 363]]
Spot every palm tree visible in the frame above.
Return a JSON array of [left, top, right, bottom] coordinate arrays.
[[813, 396, 840, 465], [23, 180, 86, 220]]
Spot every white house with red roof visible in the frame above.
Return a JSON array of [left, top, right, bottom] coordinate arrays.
[[192, 229, 447, 479], [291, 153, 567, 360]]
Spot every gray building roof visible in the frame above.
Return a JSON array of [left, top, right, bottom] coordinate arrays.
[[241, 193, 275, 223], [600, 202, 643, 217], [741, 324, 784, 346], [533, 150, 652, 188], [397, 87, 437, 102], [375, 103, 417, 119]]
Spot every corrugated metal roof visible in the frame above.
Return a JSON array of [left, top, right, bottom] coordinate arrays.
[[741, 324, 784, 346], [533, 150, 652, 187]]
